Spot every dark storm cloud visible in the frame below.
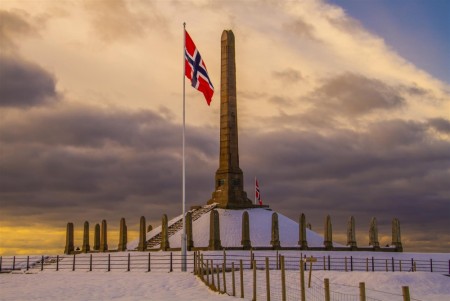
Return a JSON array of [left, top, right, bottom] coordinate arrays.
[[428, 118, 450, 134], [0, 9, 37, 51], [239, 117, 450, 251], [0, 104, 217, 227], [307, 73, 405, 116], [0, 55, 58, 108], [83, 0, 168, 42]]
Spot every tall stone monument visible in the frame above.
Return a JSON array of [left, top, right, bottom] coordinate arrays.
[[207, 30, 253, 209]]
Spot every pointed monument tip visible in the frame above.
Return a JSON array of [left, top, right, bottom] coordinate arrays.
[[221, 29, 235, 42]]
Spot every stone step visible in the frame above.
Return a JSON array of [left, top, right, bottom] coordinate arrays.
[[143, 204, 217, 249]]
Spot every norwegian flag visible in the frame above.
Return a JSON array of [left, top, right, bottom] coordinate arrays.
[[255, 178, 263, 205], [185, 30, 214, 105]]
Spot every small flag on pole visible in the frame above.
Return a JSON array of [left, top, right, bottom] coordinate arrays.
[[184, 30, 214, 105], [255, 178, 262, 205]]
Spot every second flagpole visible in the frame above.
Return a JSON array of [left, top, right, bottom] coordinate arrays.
[[181, 22, 187, 272]]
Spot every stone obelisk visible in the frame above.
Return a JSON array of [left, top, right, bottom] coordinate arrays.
[[208, 30, 252, 209]]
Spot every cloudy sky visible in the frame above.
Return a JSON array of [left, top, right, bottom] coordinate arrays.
[[1, 0, 449, 255]]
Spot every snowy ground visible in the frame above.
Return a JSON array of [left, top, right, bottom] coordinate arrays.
[[1, 269, 449, 301]]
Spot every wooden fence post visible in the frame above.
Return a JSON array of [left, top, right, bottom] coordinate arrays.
[[328, 255, 331, 270], [240, 259, 244, 298], [170, 252, 173, 272], [194, 252, 197, 275], [392, 257, 395, 272], [41, 255, 44, 271], [276, 250, 279, 270], [0, 256, 2, 272], [211, 260, 215, 290], [385, 259, 388, 272], [345, 257, 348, 272], [371, 257, 374, 272], [324, 278, 330, 301], [72, 254, 76, 271], [108, 253, 111, 272], [12, 256, 15, 271], [350, 256, 353, 271], [222, 263, 227, 294], [430, 259, 433, 272], [265, 257, 271, 301], [253, 260, 257, 301], [402, 286, 411, 301], [127, 253, 131, 272], [359, 282, 366, 301], [217, 265, 221, 292], [90, 254, 92, 272], [26, 256, 29, 271], [232, 261, 236, 297], [399, 260, 402, 272], [56, 255, 59, 271], [300, 258, 305, 301], [206, 259, 210, 285], [281, 256, 286, 301]]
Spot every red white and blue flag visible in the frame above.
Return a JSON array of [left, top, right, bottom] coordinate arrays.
[[255, 178, 262, 205], [185, 30, 214, 105]]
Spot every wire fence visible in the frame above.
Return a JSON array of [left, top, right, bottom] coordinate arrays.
[[1, 251, 447, 301], [194, 251, 444, 301]]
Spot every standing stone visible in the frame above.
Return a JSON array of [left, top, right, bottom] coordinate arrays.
[[118, 218, 127, 251], [99, 219, 108, 252], [298, 213, 308, 249], [93, 223, 100, 251], [138, 216, 147, 251], [241, 211, 251, 250], [270, 212, 281, 249], [147, 225, 153, 233], [323, 215, 333, 250], [307, 223, 312, 230], [161, 214, 170, 251], [208, 210, 222, 250], [186, 212, 194, 251], [64, 222, 74, 254], [207, 30, 252, 209], [81, 221, 90, 253], [369, 217, 380, 249], [347, 216, 357, 249], [392, 218, 403, 251]]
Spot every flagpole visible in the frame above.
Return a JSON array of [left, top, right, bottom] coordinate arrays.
[[254, 177, 256, 205], [181, 22, 187, 272]]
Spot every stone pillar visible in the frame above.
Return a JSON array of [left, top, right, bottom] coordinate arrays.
[[138, 216, 147, 251], [93, 223, 100, 251], [369, 217, 380, 249], [208, 210, 222, 250], [186, 211, 194, 251], [64, 222, 74, 255], [118, 218, 127, 251], [324, 215, 333, 250], [99, 219, 108, 252], [81, 221, 90, 253], [298, 213, 308, 249], [161, 214, 170, 251], [392, 218, 403, 251], [147, 225, 153, 233], [270, 212, 281, 249], [347, 216, 357, 249], [241, 211, 251, 249], [207, 30, 252, 209]]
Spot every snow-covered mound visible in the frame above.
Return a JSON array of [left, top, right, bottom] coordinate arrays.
[[128, 208, 343, 249]]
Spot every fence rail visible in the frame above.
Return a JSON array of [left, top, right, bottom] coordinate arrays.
[[0, 252, 448, 274]]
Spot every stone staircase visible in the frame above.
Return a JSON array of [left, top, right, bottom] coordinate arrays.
[[144, 204, 217, 249]]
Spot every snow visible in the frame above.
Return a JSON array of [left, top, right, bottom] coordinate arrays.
[[0, 271, 236, 301], [128, 207, 342, 250]]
